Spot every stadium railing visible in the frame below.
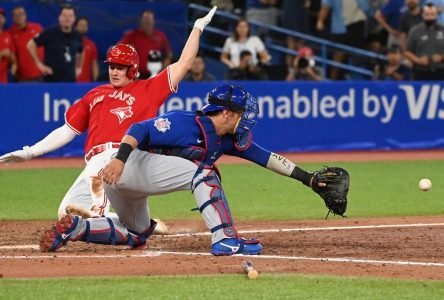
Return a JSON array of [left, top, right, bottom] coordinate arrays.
[[188, 3, 387, 79]]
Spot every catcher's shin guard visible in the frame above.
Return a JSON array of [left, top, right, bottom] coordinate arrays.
[[39, 215, 157, 252], [193, 169, 238, 243], [127, 219, 157, 249], [40, 215, 79, 252]]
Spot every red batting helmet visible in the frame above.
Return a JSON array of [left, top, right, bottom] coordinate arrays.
[[105, 44, 139, 79]]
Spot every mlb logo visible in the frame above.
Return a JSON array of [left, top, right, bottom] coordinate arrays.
[[154, 118, 171, 133]]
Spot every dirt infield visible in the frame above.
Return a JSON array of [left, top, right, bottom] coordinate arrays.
[[1, 216, 443, 280], [1, 151, 443, 280]]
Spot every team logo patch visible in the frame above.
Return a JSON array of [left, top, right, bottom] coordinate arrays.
[[154, 118, 171, 132], [110, 106, 134, 124]]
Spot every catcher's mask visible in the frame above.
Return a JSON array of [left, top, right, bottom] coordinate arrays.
[[201, 85, 258, 146], [105, 44, 140, 79]]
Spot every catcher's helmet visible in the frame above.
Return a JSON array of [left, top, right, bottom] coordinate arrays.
[[201, 85, 257, 114], [105, 44, 139, 79], [201, 85, 259, 148]]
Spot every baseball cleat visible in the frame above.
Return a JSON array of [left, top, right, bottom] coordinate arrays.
[[211, 237, 263, 256], [39, 215, 79, 252]]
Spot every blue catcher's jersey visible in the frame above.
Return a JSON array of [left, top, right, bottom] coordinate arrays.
[[127, 110, 271, 167]]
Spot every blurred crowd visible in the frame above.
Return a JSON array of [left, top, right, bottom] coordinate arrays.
[[1, 0, 444, 83], [0, 4, 173, 83]]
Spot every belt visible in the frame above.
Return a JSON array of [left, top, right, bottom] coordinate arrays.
[[85, 142, 121, 162]]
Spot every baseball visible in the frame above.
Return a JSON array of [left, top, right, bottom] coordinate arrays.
[[248, 269, 259, 280], [419, 179, 432, 191]]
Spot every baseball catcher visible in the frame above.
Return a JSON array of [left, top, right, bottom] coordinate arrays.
[[40, 84, 350, 255]]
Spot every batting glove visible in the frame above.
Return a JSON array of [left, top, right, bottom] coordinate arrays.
[[0, 146, 34, 164], [193, 6, 217, 32]]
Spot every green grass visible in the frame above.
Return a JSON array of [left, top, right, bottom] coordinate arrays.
[[1, 161, 443, 220], [1, 274, 444, 300]]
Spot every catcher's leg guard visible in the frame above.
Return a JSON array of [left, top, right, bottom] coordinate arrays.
[[127, 219, 157, 249], [39, 215, 157, 252], [40, 215, 79, 252], [193, 169, 238, 243]]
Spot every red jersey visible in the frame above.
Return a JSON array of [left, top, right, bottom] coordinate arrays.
[[0, 31, 15, 83], [76, 36, 98, 82], [119, 28, 171, 74], [9, 22, 44, 81], [65, 67, 176, 154]]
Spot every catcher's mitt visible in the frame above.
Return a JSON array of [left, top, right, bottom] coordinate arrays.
[[311, 167, 349, 218]]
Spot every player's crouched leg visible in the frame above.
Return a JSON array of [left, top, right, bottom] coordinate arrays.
[[39, 215, 157, 252]]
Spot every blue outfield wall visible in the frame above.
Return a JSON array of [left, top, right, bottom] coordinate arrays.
[[0, 81, 443, 157]]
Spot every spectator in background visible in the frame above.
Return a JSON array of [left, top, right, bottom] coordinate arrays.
[[225, 49, 268, 80], [374, 45, 411, 80], [0, 7, 16, 83], [9, 6, 43, 82], [246, 0, 280, 38], [374, 0, 405, 47], [220, 18, 271, 70], [119, 10, 173, 79], [75, 17, 98, 82], [307, 0, 323, 35], [281, 0, 309, 67], [405, 3, 444, 80], [316, 0, 369, 79], [426, 0, 444, 25], [399, 0, 423, 50], [184, 53, 216, 81], [286, 46, 323, 81], [27, 5, 83, 82], [366, 0, 388, 53]]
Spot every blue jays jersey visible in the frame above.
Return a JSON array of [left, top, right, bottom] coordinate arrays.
[[127, 110, 271, 167]]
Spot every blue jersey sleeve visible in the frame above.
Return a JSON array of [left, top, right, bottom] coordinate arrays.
[[127, 111, 201, 148], [227, 142, 271, 167]]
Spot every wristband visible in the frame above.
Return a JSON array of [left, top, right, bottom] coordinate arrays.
[[290, 166, 313, 187], [115, 143, 133, 163]]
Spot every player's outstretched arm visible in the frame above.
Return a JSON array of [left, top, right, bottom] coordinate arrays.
[[265, 152, 326, 188], [0, 124, 77, 165], [168, 6, 217, 87]]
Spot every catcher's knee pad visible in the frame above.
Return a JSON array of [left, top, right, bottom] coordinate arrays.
[[193, 170, 237, 238]]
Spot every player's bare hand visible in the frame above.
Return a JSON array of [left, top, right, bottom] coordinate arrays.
[[0, 146, 33, 165], [101, 158, 125, 184], [37, 62, 53, 75], [309, 175, 327, 188], [193, 6, 217, 32]]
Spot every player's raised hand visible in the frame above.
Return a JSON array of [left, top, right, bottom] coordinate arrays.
[[100, 158, 125, 185], [0, 146, 34, 164], [193, 6, 217, 32]]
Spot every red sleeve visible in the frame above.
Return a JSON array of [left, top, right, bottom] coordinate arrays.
[[65, 97, 90, 134], [143, 67, 175, 110], [6, 33, 15, 52], [36, 23, 43, 34]]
